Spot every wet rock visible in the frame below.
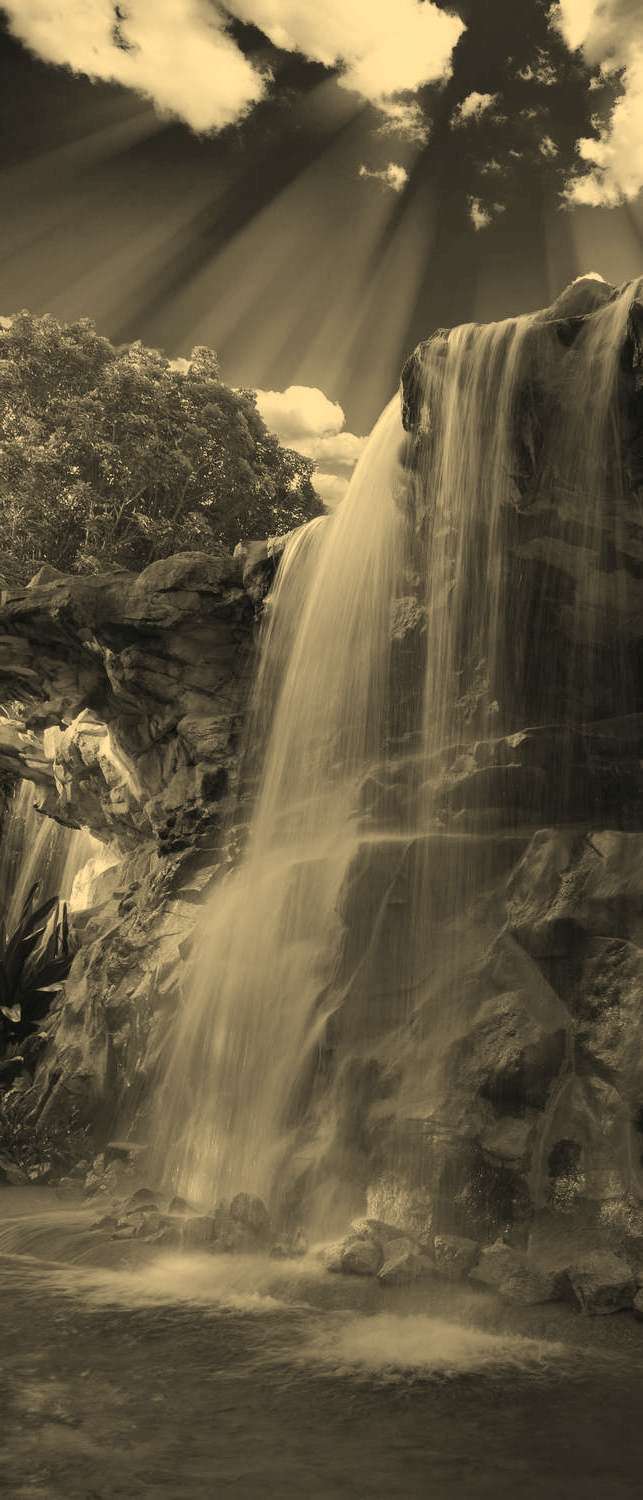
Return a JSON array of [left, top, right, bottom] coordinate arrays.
[[216, 1218, 262, 1254], [469, 1240, 526, 1290], [320, 1240, 348, 1273], [433, 1234, 480, 1281], [104, 1140, 150, 1165], [168, 1195, 196, 1215], [448, 990, 567, 1116], [480, 1117, 535, 1169], [498, 1264, 561, 1305], [0, 1154, 28, 1186], [564, 1252, 636, 1315], [340, 1238, 383, 1277], [179, 1214, 220, 1248], [127, 1186, 160, 1208], [230, 1192, 271, 1240], [350, 1217, 408, 1244], [633, 1289, 643, 1320], [377, 1238, 433, 1286]]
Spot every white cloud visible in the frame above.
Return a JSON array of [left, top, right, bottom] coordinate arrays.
[[551, 0, 643, 204], [4, 2, 464, 134], [377, 99, 430, 144], [255, 384, 344, 439], [468, 197, 505, 231], [358, 161, 409, 192], [2, 0, 266, 133], [227, 1, 465, 104], [313, 473, 350, 508], [452, 91, 501, 126], [255, 384, 366, 505], [539, 134, 560, 157]]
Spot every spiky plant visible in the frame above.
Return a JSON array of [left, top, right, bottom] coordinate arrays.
[[0, 882, 76, 1054]]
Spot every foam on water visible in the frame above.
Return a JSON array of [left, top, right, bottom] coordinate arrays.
[[301, 1311, 567, 1382], [42, 1252, 303, 1315]]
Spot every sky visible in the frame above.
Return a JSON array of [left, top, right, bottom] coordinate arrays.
[[1, 0, 642, 506]]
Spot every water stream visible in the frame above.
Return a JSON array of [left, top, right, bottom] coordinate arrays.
[[2, 1189, 643, 1500]]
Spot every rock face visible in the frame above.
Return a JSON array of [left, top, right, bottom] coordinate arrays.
[[1, 277, 643, 1284], [0, 551, 256, 1137]]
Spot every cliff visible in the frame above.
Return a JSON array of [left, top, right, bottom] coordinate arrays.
[[1, 277, 643, 1272]]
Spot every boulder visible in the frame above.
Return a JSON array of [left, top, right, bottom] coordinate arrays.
[[469, 1240, 526, 1290], [377, 1239, 433, 1286], [564, 1252, 636, 1315], [229, 1192, 271, 1240], [497, 1264, 561, 1306], [433, 1234, 480, 1281], [340, 1238, 383, 1277], [178, 1214, 220, 1248]]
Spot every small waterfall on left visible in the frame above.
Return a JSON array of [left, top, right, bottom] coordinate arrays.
[[0, 780, 106, 930]]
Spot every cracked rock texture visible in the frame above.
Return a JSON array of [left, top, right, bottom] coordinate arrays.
[[0, 551, 257, 1136]]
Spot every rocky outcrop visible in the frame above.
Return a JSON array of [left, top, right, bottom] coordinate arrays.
[[0, 552, 255, 849], [0, 550, 257, 1138]]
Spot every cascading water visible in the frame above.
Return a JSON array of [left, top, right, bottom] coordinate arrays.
[[157, 276, 642, 1229], [156, 398, 411, 1207], [0, 780, 105, 930]]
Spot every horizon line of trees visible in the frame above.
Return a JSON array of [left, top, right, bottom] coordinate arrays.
[[0, 310, 324, 586]]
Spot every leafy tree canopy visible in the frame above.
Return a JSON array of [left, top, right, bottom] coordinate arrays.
[[0, 312, 324, 584]]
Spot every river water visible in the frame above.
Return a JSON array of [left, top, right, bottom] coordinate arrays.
[[2, 1191, 643, 1499]]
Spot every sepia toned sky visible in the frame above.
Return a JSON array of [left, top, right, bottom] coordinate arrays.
[[1, 0, 642, 503]]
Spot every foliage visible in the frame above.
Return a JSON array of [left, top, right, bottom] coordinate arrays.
[[0, 1093, 92, 1178], [0, 883, 76, 1051], [0, 312, 323, 583]]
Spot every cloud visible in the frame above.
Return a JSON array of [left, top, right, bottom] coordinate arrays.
[[452, 91, 501, 126], [227, 1, 465, 104], [539, 134, 559, 157], [468, 197, 505, 231], [4, 2, 465, 134], [377, 99, 430, 144], [255, 384, 344, 440], [255, 384, 366, 506], [358, 161, 409, 192], [551, 0, 643, 204], [2, 0, 266, 133], [313, 473, 350, 508]]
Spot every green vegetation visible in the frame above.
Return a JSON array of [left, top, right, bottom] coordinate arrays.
[[0, 311, 323, 584]]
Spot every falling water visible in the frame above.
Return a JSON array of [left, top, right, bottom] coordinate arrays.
[[0, 781, 106, 930], [158, 278, 642, 1222], [156, 399, 410, 1206]]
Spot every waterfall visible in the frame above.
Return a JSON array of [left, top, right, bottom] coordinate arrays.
[[0, 781, 107, 931], [156, 399, 410, 1206], [157, 277, 641, 1222]]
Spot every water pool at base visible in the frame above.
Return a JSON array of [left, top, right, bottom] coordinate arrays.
[[2, 1194, 643, 1499]]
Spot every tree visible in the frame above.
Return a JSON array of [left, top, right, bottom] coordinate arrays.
[[0, 312, 323, 583]]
